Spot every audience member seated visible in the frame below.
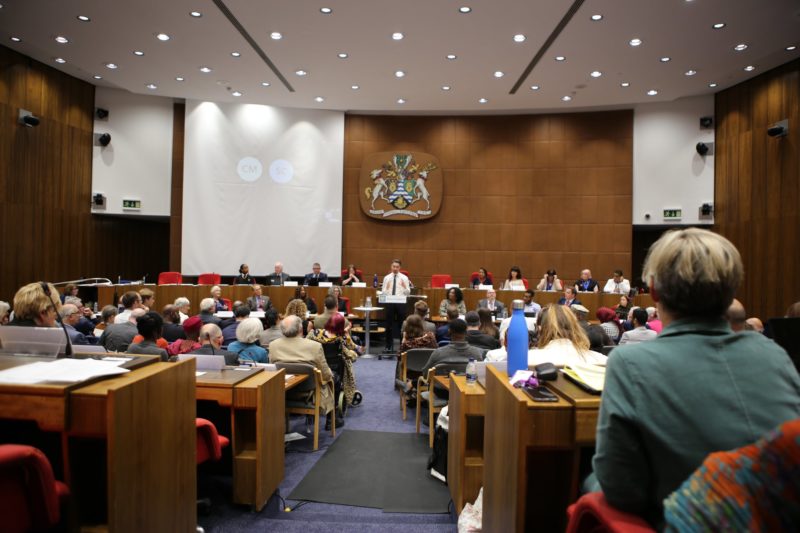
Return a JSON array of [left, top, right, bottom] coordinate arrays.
[[465, 311, 500, 350], [477, 288, 506, 317], [327, 285, 348, 313], [308, 313, 359, 412], [94, 305, 117, 336], [522, 289, 542, 316], [572, 304, 612, 347], [246, 284, 271, 312], [59, 304, 93, 345], [745, 317, 764, 333], [787, 301, 800, 317], [303, 262, 328, 286], [725, 298, 746, 332], [174, 297, 191, 324], [528, 304, 607, 367], [438, 287, 467, 317], [470, 267, 493, 288], [139, 288, 155, 311], [403, 300, 436, 335], [63, 296, 98, 336], [647, 306, 664, 333], [341, 264, 361, 286], [127, 312, 169, 361], [589, 228, 800, 525], [558, 287, 581, 307], [10, 282, 61, 328], [191, 324, 239, 365], [285, 299, 312, 336], [500, 266, 526, 290], [100, 308, 142, 352], [597, 307, 623, 344], [486, 329, 537, 362], [615, 294, 632, 320], [574, 269, 600, 293], [314, 295, 350, 331], [259, 309, 283, 348], [478, 308, 500, 339], [199, 298, 222, 326], [114, 291, 142, 324], [61, 282, 78, 303], [266, 261, 291, 286], [226, 317, 267, 363], [167, 316, 203, 355], [233, 263, 255, 285], [269, 315, 337, 426], [536, 269, 563, 292], [436, 305, 459, 343], [210, 286, 228, 312], [160, 305, 187, 342], [0, 300, 9, 325], [619, 308, 657, 344], [295, 286, 318, 314], [603, 269, 631, 294], [401, 315, 438, 352], [222, 305, 251, 347], [421, 319, 485, 375]]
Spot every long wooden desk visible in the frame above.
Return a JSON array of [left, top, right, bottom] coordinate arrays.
[[0, 356, 196, 532]]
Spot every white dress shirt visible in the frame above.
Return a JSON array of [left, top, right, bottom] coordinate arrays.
[[381, 272, 411, 296], [603, 278, 631, 294]]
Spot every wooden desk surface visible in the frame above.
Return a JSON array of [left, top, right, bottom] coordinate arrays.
[[196, 367, 263, 388], [284, 373, 309, 390]]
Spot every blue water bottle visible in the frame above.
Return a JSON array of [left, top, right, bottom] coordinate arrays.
[[373, 273, 378, 288], [506, 299, 528, 376]]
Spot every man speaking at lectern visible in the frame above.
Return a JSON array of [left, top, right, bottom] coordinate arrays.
[[382, 259, 411, 354]]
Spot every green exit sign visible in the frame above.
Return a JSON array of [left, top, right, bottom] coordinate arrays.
[[663, 208, 682, 220], [122, 199, 141, 209]]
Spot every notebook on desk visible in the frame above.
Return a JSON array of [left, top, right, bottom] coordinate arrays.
[[0, 326, 68, 358]]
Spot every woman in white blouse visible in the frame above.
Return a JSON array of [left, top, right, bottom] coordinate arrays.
[[501, 266, 526, 290], [528, 304, 607, 367]]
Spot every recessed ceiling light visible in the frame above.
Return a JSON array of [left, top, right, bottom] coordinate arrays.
[[54, 57, 66, 64], [709, 82, 718, 88], [395, 70, 405, 78], [320, 7, 332, 14], [231, 51, 241, 57], [392, 32, 404, 40], [734, 43, 748, 51], [155, 33, 170, 41], [295, 69, 307, 76], [55, 36, 69, 44], [93, 75, 102, 80], [459, 6, 471, 13], [744, 65, 755, 71], [685, 69, 697, 76], [199, 66, 212, 73], [561, 95, 572, 102], [270, 32, 282, 40], [176, 76, 185, 81], [10, 36, 21, 42], [145, 83, 157, 90], [712, 22, 725, 29], [337, 52, 348, 59], [133, 50, 144, 56], [513, 34, 526, 43], [442, 85, 451, 91], [190, 11, 202, 18], [591, 14, 603, 21], [629, 38, 642, 47], [315, 96, 324, 103], [620, 82, 630, 87], [786, 45, 797, 51], [351, 85, 359, 90], [493, 71, 504, 78], [530, 85, 540, 90], [647, 89, 658, 96], [478, 98, 488, 104], [261, 81, 271, 87], [397, 98, 406, 104], [660, 57, 671, 62], [555, 56, 566, 61], [590, 70, 602, 78], [105, 62, 118, 69], [77, 15, 91, 22], [446, 54, 457, 60], [232, 91, 242, 97]]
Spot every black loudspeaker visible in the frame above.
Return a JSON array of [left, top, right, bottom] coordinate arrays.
[[98, 133, 111, 146], [96, 108, 109, 120], [699, 116, 713, 129], [696, 142, 709, 156]]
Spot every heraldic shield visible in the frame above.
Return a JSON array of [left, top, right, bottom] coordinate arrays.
[[358, 151, 443, 221]]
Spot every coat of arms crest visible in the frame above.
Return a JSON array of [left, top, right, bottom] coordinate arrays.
[[359, 152, 442, 220]]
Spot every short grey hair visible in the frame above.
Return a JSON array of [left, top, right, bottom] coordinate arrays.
[[199, 298, 215, 313], [174, 297, 190, 308], [200, 323, 222, 343], [0, 301, 10, 321], [59, 304, 78, 319], [64, 296, 82, 307], [280, 315, 302, 338], [235, 317, 263, 344]]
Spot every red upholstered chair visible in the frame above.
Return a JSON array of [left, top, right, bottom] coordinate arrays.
[[339, 296, 351, 314], [522, 277, 530, 289], [341, 268, 364, 279], [0, 444, 70, 533], [566, 492, 655, 533], [400, 269, 410, 279], [196, 418, 230, 464], [197, 273, 221, 285], [158, 271, 183, 285], [430, 274, 452, 288], [470, 271, 494, 283], [221, 298, 233, 311]]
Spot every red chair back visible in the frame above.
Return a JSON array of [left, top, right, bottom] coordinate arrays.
[[221, 298, 233, 311], [522, 277, 530, 289], [0, 445, 69, 533], [431, 274, 452, 288], [197, 273, 221, 285], [158, 271, 183, 285], [196, 418, 230, 464], [470, 271, 494, 281], [566, 492, 654, 533], [341, 268, 364, 279], [339, 296, 351, 314]]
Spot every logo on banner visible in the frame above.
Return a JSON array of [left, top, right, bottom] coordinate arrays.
[[359, 152, 442, 221]]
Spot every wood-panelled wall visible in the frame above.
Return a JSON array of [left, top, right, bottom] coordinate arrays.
[[715, 58, 800, 320], [343, 112, 633, 287], [0, 45, 169, 303]]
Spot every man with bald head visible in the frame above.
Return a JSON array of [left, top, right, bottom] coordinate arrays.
[[190, 324, 239, 365], [267, 262, 291, 286], [725, 299, 747, 332], [745, 317, 764, 333], [477, 288, 506, 318]]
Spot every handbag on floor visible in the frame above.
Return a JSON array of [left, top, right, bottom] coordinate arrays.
[[428, 406, 449, 483]]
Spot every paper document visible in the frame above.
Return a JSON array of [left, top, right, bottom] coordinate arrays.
[[195, 371, 206, 377], [284, 432, 306, 443], [284, 374, 295, 381], [562, 362, 606, 392], [0, 358, 130, 385]]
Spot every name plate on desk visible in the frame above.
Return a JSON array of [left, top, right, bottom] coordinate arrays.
[[478, 284, 493, 290], [250, 311, 265, 318], [351, 282, 367, 287], [215, 311, 233, 318], [283, 281, 298, 287], [379, 294, 407, 304], [444, 283, 460, 289], [318, 281, 333, 288]]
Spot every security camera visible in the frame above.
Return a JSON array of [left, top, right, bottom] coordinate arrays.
[[95, 107, 109, 120], [18, 109, 40, 127], [767, 119, 788, 137], [98, 133, 111, 147]]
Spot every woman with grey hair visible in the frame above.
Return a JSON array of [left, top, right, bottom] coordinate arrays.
[[0, 301, 10, 325], [174, 297, 191, 323], [226, 317, 267, 363]]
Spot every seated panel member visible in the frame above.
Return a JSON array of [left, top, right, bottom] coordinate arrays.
[[557, 287, 581, 307], [470, 267, 493, 288], [233, 263, 255, 285], [210, 285, 228, 312], [590, 228, 800, 524], [536, 269, 563, 292], [438, 287, 467, 317], [603, 269, 631, 294], [303, 263, 329, 286], [247, 284, 272, 312], [266, 261, 291, 286], [477, 288, 506, 317], [341, 264, 361, 287], [574, 269, 600, 293], [500, 266, 526, 291]]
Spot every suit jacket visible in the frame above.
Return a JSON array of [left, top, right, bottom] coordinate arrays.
[[618, 326, 658, 345], [221, 321, 240, 347], [65, 323, 91, 346], [190, 344, 240, 366], [266, 272, 291, 286], [303, 272, 329, 286], [99, 321, 137, 352], [162, 322, 186, 343], [233, 274, 255, 285], [247, 295, 272, 312], [477, 299, 506, 317], [269, 336, 334, 413], [199, 311, 222, 326], [557, 297, 582, 307]]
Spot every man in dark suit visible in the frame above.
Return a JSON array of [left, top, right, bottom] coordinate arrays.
[[477, 289, 506, 318], [191, 324, 239, 365], [246, 284, 272, 312], [266, 262, 291, 286], [303, 263, 329, 286], [557, 287, 582, 307], [198, 298, 222, 325]]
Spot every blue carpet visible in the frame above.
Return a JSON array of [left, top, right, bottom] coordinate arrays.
[[198, 357, 458, 532]]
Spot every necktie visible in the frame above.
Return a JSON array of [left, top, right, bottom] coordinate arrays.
[[392, 274, 397, 295]]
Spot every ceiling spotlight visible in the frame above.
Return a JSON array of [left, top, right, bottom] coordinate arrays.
[[744, 65, 755, 71], [105, 62, 118, 69], [337, 52, 348, 59], [270, 32, 282, 40], [478, 98, 488, 104], [446, 54, 457, 60], [555, 56, 566, 61], [620, 82, 630, 87], [459, 6, 471, 13], [351, 85, 359, 90], [590, 70, 602, 78], [685, 69, 697, 76], [232, 91, 242, 97], [591, 14, 603, 21], [133, 50, 144, 56], [660, 57, 671, 62], [190, 11, 202, 17], [395, 70, 405, 78], [176, 76, 185, 81], [712, 22, 725, 29], [530, 85, 540, 90], [561, 95, 572, 101], [93, 75, 102, 80], [441, 85, 451, 91], [734, 43, 748, 51], [145, 83, 157, 90], [397, 98, 406, 104], [295, 69, 307, 76], [54, 57, 66, 64], [261, 81, 271, 87], [647, 89, 658, 96], [786, 45, 797, 51], [629, 38, 642, 47], [494, 71, 504, 78], [10, 36, 21, 42], [55, 36, 69, 44], [231, 51, 241, 57], [392, 32, 404, 40], [513, 34, 526, 42], [709, 82, 718, 88], [320, 7, 332, 14], [77, 15, 91, 22], [155, 33, 170, 41], [199, 66, 212, 73], [315, 96, 325, 103]]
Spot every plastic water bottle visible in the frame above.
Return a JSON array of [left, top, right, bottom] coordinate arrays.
[[506, 299, 528, 377], [373, 273, 378, 288], [466, 358, 477, 385]]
